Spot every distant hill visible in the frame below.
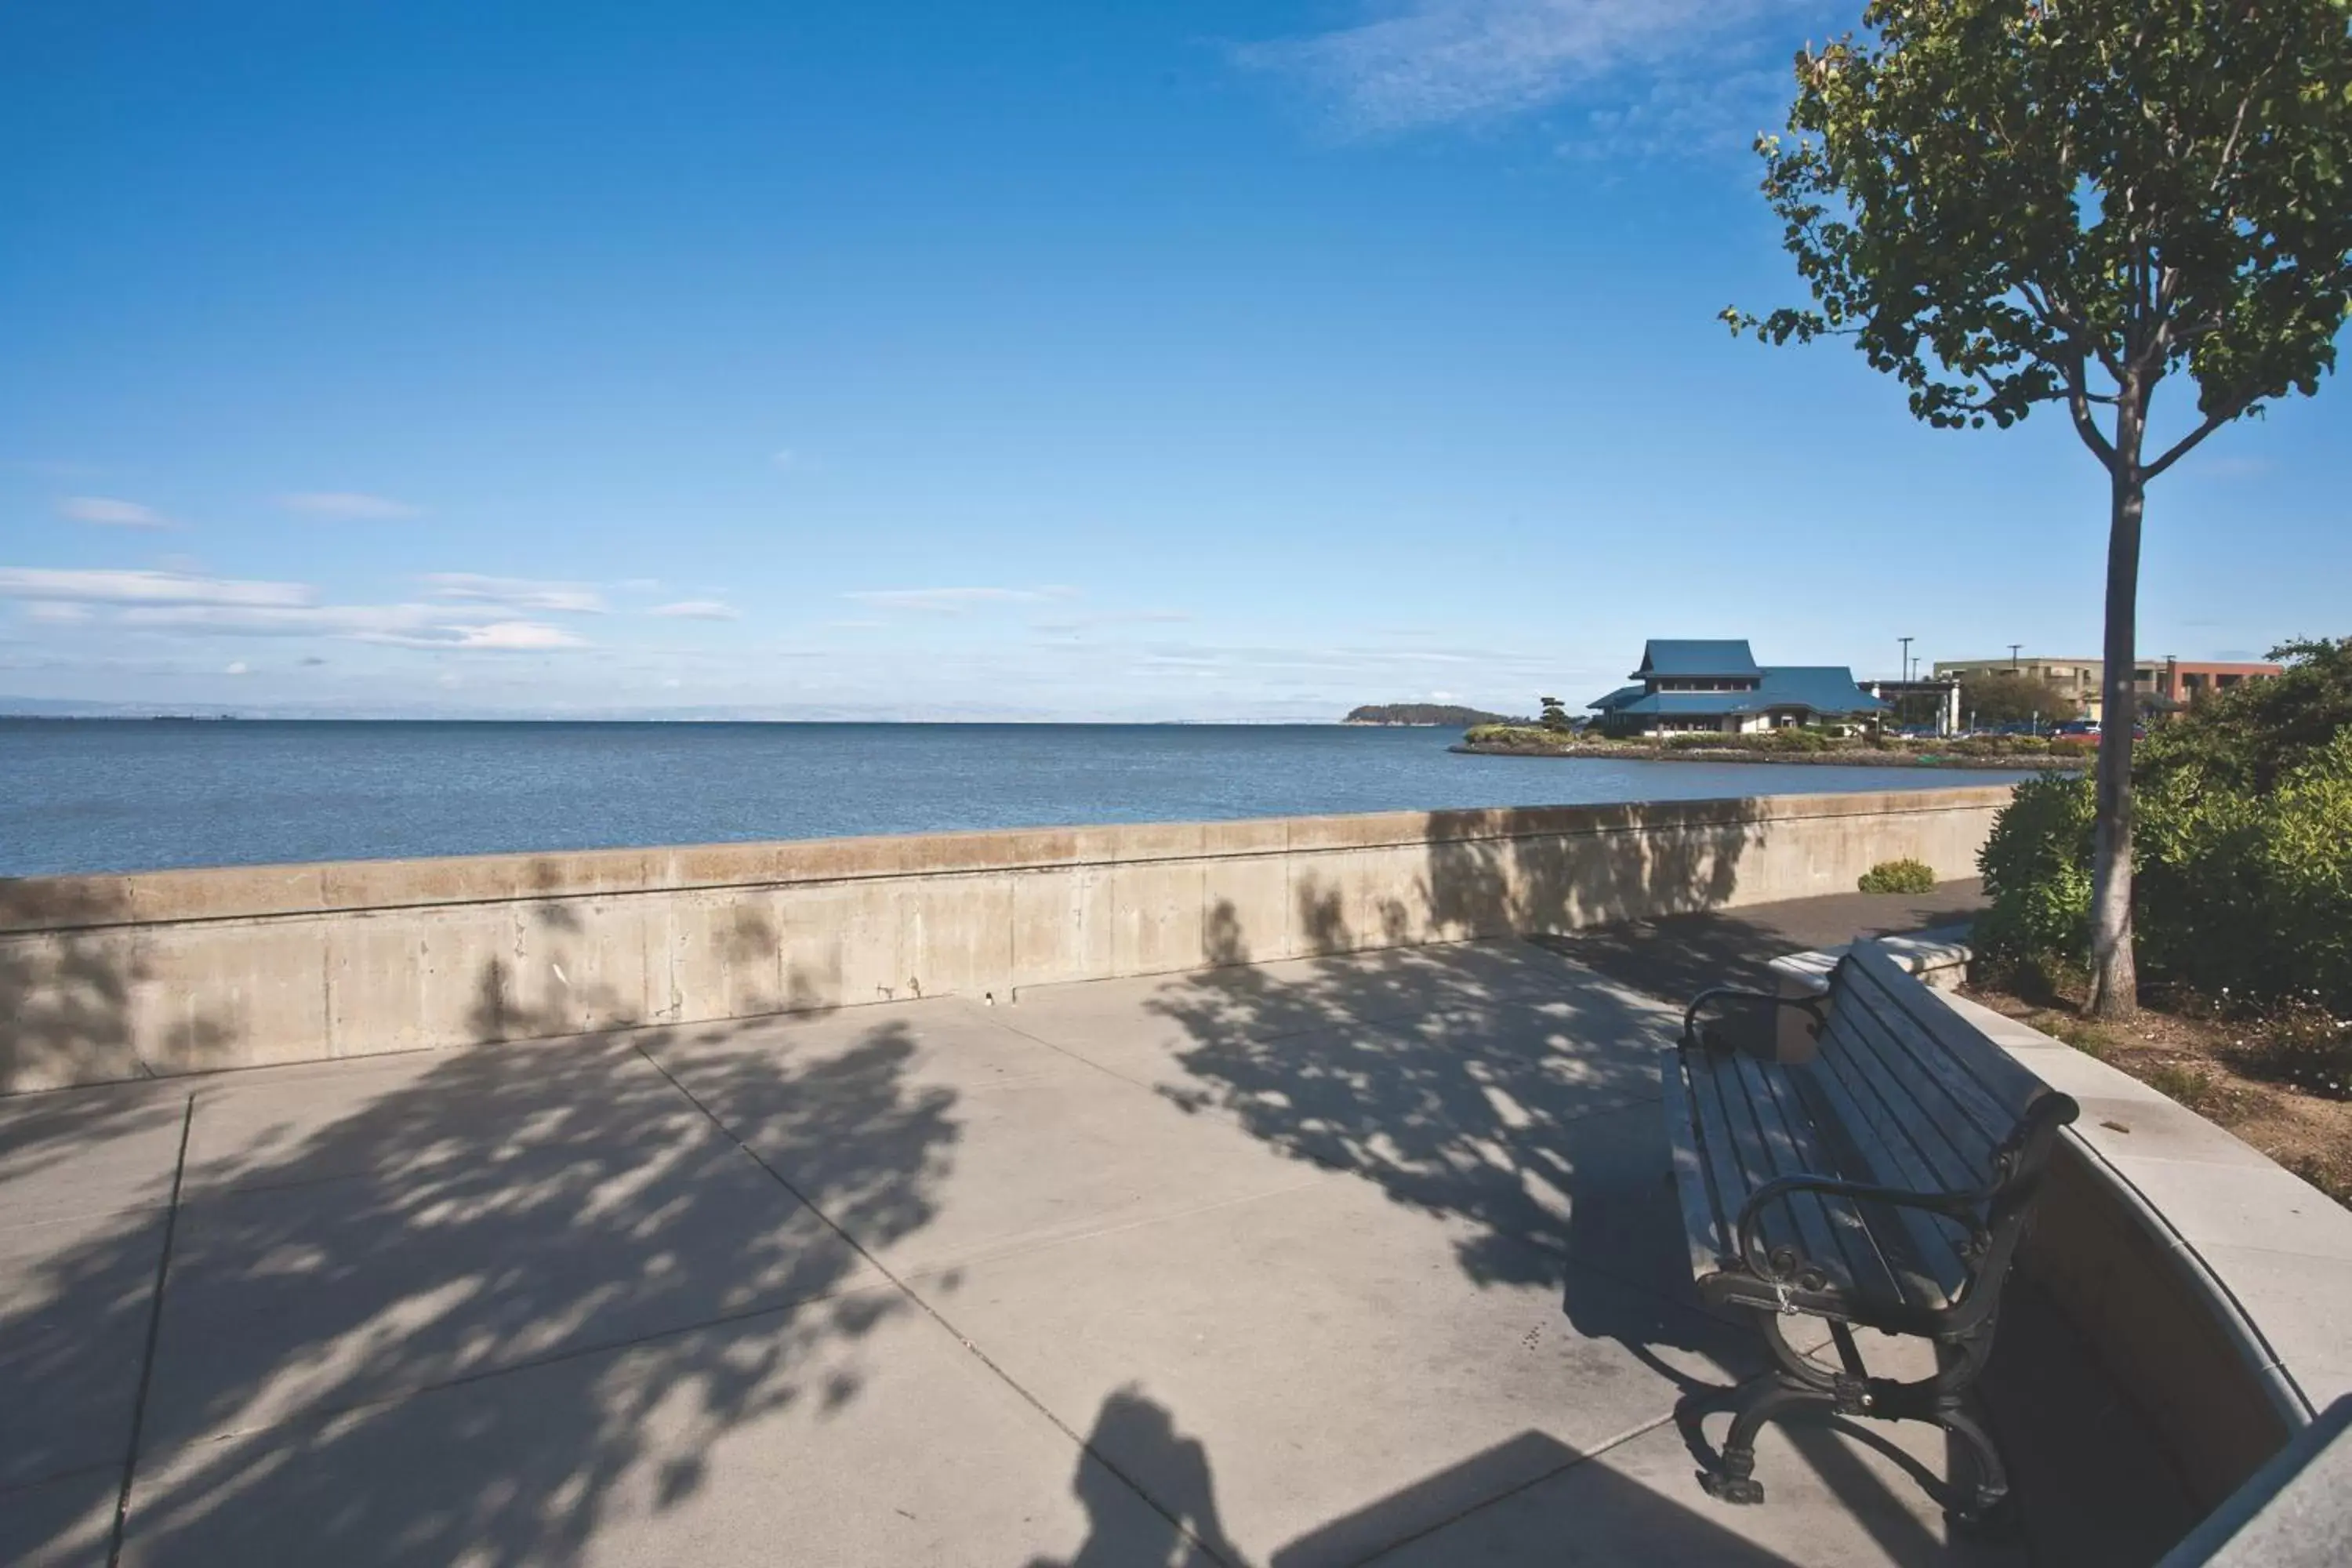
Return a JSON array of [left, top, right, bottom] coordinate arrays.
[[1343, 703, 1517, 727]]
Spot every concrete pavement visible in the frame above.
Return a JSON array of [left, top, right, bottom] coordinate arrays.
[[4, 938, 2036, 1566]]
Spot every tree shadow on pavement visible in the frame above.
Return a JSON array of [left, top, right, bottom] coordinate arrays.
[[1144, 924, 1733, 1384], [0, 1011, 958, 1567]]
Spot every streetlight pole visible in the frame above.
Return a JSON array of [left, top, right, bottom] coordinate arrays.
[[1899, 637, 1913, 689], [2009, 643, 2022, 672]]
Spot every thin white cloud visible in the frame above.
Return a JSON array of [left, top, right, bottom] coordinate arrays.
[[117, 603, 475, 639], [844, 586, 1080, 613], [1563, 66, 1788, 161], [279, 492, 422, 520], [24, 602, 93, 624], [114, 600, 587, 651], [0, 568, 313, 608], [771, 448, 800, 470], [60, 495, 174, 529], [1243, 0, 1794, 133], [649, 600, 741, 620], [451, 621, 586, 651], [421, 573, 606, 613], [224, 661, 250, 675]]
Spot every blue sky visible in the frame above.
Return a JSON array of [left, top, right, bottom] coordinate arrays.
[[2, 1, 2346, 720]]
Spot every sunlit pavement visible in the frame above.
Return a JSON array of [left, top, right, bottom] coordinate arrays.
[[4, 936, 2061, 1566]]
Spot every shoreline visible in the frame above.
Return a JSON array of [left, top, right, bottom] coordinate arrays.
[[1451, 740, 2087, 771]]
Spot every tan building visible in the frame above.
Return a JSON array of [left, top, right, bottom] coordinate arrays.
[[1933, 656, 2281, 723]]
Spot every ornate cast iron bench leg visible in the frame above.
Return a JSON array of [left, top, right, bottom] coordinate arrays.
[[1700, 1312, 2014, 1526], [1927, 1331, 2012, 1532], [1700, 1312, 1840, 1506]]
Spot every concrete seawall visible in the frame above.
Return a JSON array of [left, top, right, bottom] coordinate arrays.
[[0, 786, 2011, 1094]]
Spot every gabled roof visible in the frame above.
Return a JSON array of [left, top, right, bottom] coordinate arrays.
[[1633, 640, 1761, 680]]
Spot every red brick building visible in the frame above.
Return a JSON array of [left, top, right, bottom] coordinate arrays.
[[2134, 659, 2282, 715], [1933, 655, 2281, 724]]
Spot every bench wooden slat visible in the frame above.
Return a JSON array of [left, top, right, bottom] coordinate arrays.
[[1661, 1054, 1733, 1279], [1726, 1048, 1846, 1286], [1762, 1058, 1918, 1307], [1841, 956, 2016, 1154], [1820, 1000, 1994, 1193], [1731, 1049, 1904, 1305], [1847, 942, 2057, 1123], [1784, 1064, 1963, 1309], [1687, 1047, 1806, 1276]]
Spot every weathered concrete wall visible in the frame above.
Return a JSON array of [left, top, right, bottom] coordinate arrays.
[[0, 786, 2010, 1094]]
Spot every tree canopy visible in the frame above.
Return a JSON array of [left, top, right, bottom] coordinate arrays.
[[1730, 0, 2352, 467], [1961, 671, 2081, 724]]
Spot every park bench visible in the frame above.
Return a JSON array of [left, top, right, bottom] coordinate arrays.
[[1662, 941, 2080, 1527]]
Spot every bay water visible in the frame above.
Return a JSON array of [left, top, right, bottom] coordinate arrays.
[[0, 720, 2030, 878]]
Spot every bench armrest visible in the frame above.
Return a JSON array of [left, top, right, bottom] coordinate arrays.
[[1733, 1174, 1992, 1288], [1682, 989, 1824, 1053]]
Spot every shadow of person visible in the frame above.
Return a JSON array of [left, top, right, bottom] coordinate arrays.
[[1029, 1385, 1246, 1568]]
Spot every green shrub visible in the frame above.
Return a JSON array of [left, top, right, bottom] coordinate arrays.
[[2140, 636, 2352, 795], [1666, 732, 1731, 749], [1762, 726, 1837, 753], [2137, 729, 2352, 1012], [1465, 724, 1576, 748], [1858, 858, 1937, 895], [1976, 725, 2352, 1016], [1974, 771, 2097, 974]]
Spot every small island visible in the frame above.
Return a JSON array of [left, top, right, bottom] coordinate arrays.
[[1344, 703, 1519, 727]]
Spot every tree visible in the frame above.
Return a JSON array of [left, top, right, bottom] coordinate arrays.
[[2140, 635, 2352, 793], [1889, 688, 1946, 727], [1726, 2, 2352, 1017], [1959, 671, 2078, 726], [1538, 695, 1573, 731]]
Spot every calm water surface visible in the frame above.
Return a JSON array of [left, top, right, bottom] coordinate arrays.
[[0, 720, 2029, 877]]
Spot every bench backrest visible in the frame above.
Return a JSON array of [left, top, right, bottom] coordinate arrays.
[[1804, 943, 2078, 1316]]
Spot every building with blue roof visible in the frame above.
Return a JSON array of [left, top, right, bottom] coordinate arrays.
[[1589, 640, 1889, 738]]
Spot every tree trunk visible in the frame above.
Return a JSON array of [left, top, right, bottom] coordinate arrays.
[[2087, 445, 2145, 1019]]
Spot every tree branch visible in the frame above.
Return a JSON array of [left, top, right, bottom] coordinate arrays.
[[2142, 402, 2243, 481], [2063, 358, 2118, 472], [2018, 278, 2126, 390]]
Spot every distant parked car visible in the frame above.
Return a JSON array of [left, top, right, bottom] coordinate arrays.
[[2056, 720, 2101, 737]]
